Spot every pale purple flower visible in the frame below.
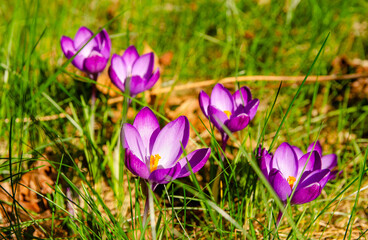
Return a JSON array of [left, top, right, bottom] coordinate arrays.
[[109, 46, 160, 97], [60, 26, 111, 74], [258, 142, 333, 205], [199, 83, 259, 144], [121, 107, 211, 189]]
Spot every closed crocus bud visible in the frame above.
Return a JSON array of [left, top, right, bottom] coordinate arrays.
[[109, 45, 160, 97], [60, 26, 111, 75]]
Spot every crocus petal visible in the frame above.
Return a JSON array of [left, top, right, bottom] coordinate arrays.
[[233, 86, 252, 108], [133, 107, 160, 153], [210, 84, 234, 113], [84, 51, 108, 73], [121, 123, 145, 161], [151, 116, 190, 168], [243, 99, 259, 120], [272, 142, 298, 178], [132, 53, 154, 80], [73, 37, 98, 71], [60, 36, 76, 59], [96, 29, 111, 59], [148, 164, 181, 184], [297, 169, 330, 190], [130, 76, 146, 96], [328, 170, 339, 180], [122, 45, 139, 71], [225, 114, 250, 132], [109, 54, 127, 92], [144, 68, 160, 90], [177, 148, 211, 178], [71, 54, 86, 71], [199, 91, 210, 118], [208, 106, 229, 132], [291, 183, 321, 205], [74, 26, 94, 49], [292, 146, 304, 159], [321, 154, 338, 170], [307, 141, 323, 156], [269, 169, 291, 202], [259, 148, 273, 179], [125, 149, 150, 179], [297, 151, 321, 177], [232, 105, 247, 116]]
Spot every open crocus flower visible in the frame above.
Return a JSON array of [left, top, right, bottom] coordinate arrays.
[[121, 107, 211, 189], [109, 46, 160, 97], [199, 83, 259, 145], [258, 142, 332, 205], [61, 26, 111, 75]]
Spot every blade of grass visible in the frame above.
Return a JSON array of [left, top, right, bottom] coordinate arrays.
[[269, 33, 330, 151]]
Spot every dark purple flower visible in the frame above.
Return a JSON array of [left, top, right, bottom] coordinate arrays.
[[258, 142, 333, 205], [61, 26, 111, 74], [109, 46, 160, 97], [199, 83, 259, 141], [121, 107, 211, 188]]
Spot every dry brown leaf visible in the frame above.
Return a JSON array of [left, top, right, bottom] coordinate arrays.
[[159, 51, 174, 67], [0, 161, 57, 217]]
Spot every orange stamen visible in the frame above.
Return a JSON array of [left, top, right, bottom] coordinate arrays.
[[150, 154, 161, 172], [287, 176, 296, 189], [224, 110, 232, 119]]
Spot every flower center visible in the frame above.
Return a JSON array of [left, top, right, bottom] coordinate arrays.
[[150, 154, 161, 172], [223, 110, 232, 119], [287, 176, 296, 189]]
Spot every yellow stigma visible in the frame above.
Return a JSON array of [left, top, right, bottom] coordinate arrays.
[[287, 176, 296, 189], [150, 154, 161, 172], [223, 110, 232, 119]]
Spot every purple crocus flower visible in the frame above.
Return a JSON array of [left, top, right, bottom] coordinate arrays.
[[121, 107, 211, 189], [60, 26, 111, 75], [258, 142, 333, 205], [199, 83, 259, 146], [109, 46, 160, 97]]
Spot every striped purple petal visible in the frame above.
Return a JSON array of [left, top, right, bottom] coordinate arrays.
[[122, 45, 139, 72], [121, 123, 146, 161], [233, 86, 252, 108], [321, 154, 338, 171], [148, 164, 181, 184], [109, 54, 127, 92], [226, 114, 250, 132], [269, 169, 291, 202], [84, 51, 108, 74], [199, 91, 210, 118], [210, 84, 234, 113], [133, 107, 160, 154], [272, 142, 298, 179], [132, 53, 154, 80], [177, 148, 211, 178], [125, 149, 150, 179], [60, 36, 76, 59], [151, 116, 190, 168], [307, 141, 323, 156], [291, 182, 321, 205]]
